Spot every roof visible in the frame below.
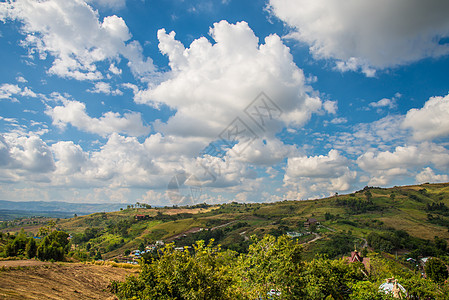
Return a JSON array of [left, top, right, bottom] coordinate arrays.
[[350, 250, 362, 262], [306, 218, 318, 223]]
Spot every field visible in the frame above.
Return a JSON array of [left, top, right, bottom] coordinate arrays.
[[0, 260, 138, 299]]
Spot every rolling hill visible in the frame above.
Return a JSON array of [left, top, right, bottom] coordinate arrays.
[[3, 182, 449, 260]]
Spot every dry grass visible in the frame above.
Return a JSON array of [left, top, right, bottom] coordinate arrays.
[[0, 261, 138, 299]]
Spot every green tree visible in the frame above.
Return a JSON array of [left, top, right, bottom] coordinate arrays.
[[25, 238, 37, 258], [113, 240, 242, 299], [303, 257, 365, 299], [139, 242, 145, 252], [5, 229, 28, 257], [95, 250, 102, 260], [36, 230, 69, 261], [425, 257, 448, 283], [237, 235, 304, 299]]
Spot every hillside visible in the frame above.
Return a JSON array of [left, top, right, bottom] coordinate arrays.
[[3, 182, 449, 260], [0, 261, 138, 299]]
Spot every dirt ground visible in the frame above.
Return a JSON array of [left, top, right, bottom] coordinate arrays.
[[0, 260, 139, 300]]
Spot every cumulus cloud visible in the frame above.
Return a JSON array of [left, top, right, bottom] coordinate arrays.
[[284, 149, 357, 196], [87, 82, 123, 95], [229, 138, 296, 166], [357, 142, 449, 185], [46, 99, 150, 137], [0, 0, 153, 80], [416, 167, 449, 184], [0, 83, 36, 101], [0, 133, 55, 175], [268, 0, 449, 75], [369, 98, 396, 109], [136, 20, 323, 140], [402, 93, 449, 141]]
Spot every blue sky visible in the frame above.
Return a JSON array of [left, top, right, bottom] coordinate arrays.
[[1, 0, 449, 205]]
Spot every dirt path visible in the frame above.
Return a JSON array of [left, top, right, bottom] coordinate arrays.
[[0, 261, 138, 300], [306, 232, 322, 244], [239, 231, 249, 241]]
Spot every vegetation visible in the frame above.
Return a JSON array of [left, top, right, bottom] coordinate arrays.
[[2, 182, 449, 297], [1, 222, 70, 261], [112, 235, 449, 299]]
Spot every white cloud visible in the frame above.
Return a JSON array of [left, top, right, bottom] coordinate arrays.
[[87, 0, 126, 10], [51, 141, 88, 175], [416, 167, 449, 184], [402, 93, 449, 141], [284, 149, 356, 195], [1, 133, 55, 174], [357, 142, 449, 185], [87, 82, 123, 95], [268, 0, 449, 75], [0, 0, 153, 80], [329, 115, 407, 155], [286, 149, 348, 178], [229, 138, 296, 166], [357, 143, 449, 171], [46, 99, 150, 137], [0, 84, 21, 100], [330, 117, 347, 125], [16, 76, 27, 83], [323, 100, 337, 114], [369, 97, 396, 109], [136, 20, 322, 140]]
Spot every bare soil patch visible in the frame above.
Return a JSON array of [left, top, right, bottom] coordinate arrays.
[[0, 261, 138, 299]]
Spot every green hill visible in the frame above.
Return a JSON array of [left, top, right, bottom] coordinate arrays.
[[3, 182, 449, 260]]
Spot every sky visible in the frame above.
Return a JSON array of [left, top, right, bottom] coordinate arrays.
[[1, 0, 449, 205]]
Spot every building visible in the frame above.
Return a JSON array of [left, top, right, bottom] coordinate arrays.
[[304, 218, 318, 229], [344, 250, 370, 275], [135, 214, 150, 220]]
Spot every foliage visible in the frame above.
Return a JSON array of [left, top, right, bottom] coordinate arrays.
[[313, 233, 357, 259], [25, 237, 37, 258], [36, 230, 70, 261], [237, 235, 304, 299], [112, 240, 241, 299], [303, 258, 365, 299], [425, 257, 449, 283]]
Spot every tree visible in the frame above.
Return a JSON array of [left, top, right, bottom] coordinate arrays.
[[113, 240, 241, 299], [434, 236, 447, 253], [237, 235, 305, 299], [25, 238, 37, 258], [5, 229, 28, 257], [425, 258, 448, 283], [36, 230, 69, 261], [139, 242, 145, 252], [95, 250, 102, 260]]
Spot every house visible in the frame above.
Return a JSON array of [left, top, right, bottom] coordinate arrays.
[[286, 231, 303, 238], [135, 214, 150, 220], [304, 218, 318, 228], [345, 250, 370, 274]]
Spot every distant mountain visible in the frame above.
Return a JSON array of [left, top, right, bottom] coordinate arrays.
[[0, 200, 126, 215]]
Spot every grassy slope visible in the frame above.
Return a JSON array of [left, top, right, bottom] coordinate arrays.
[[4, 183, 449, 258], [0, 261, 138, 299]]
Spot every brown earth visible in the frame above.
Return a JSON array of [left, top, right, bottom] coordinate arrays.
[[0, 260, 139, 300]]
